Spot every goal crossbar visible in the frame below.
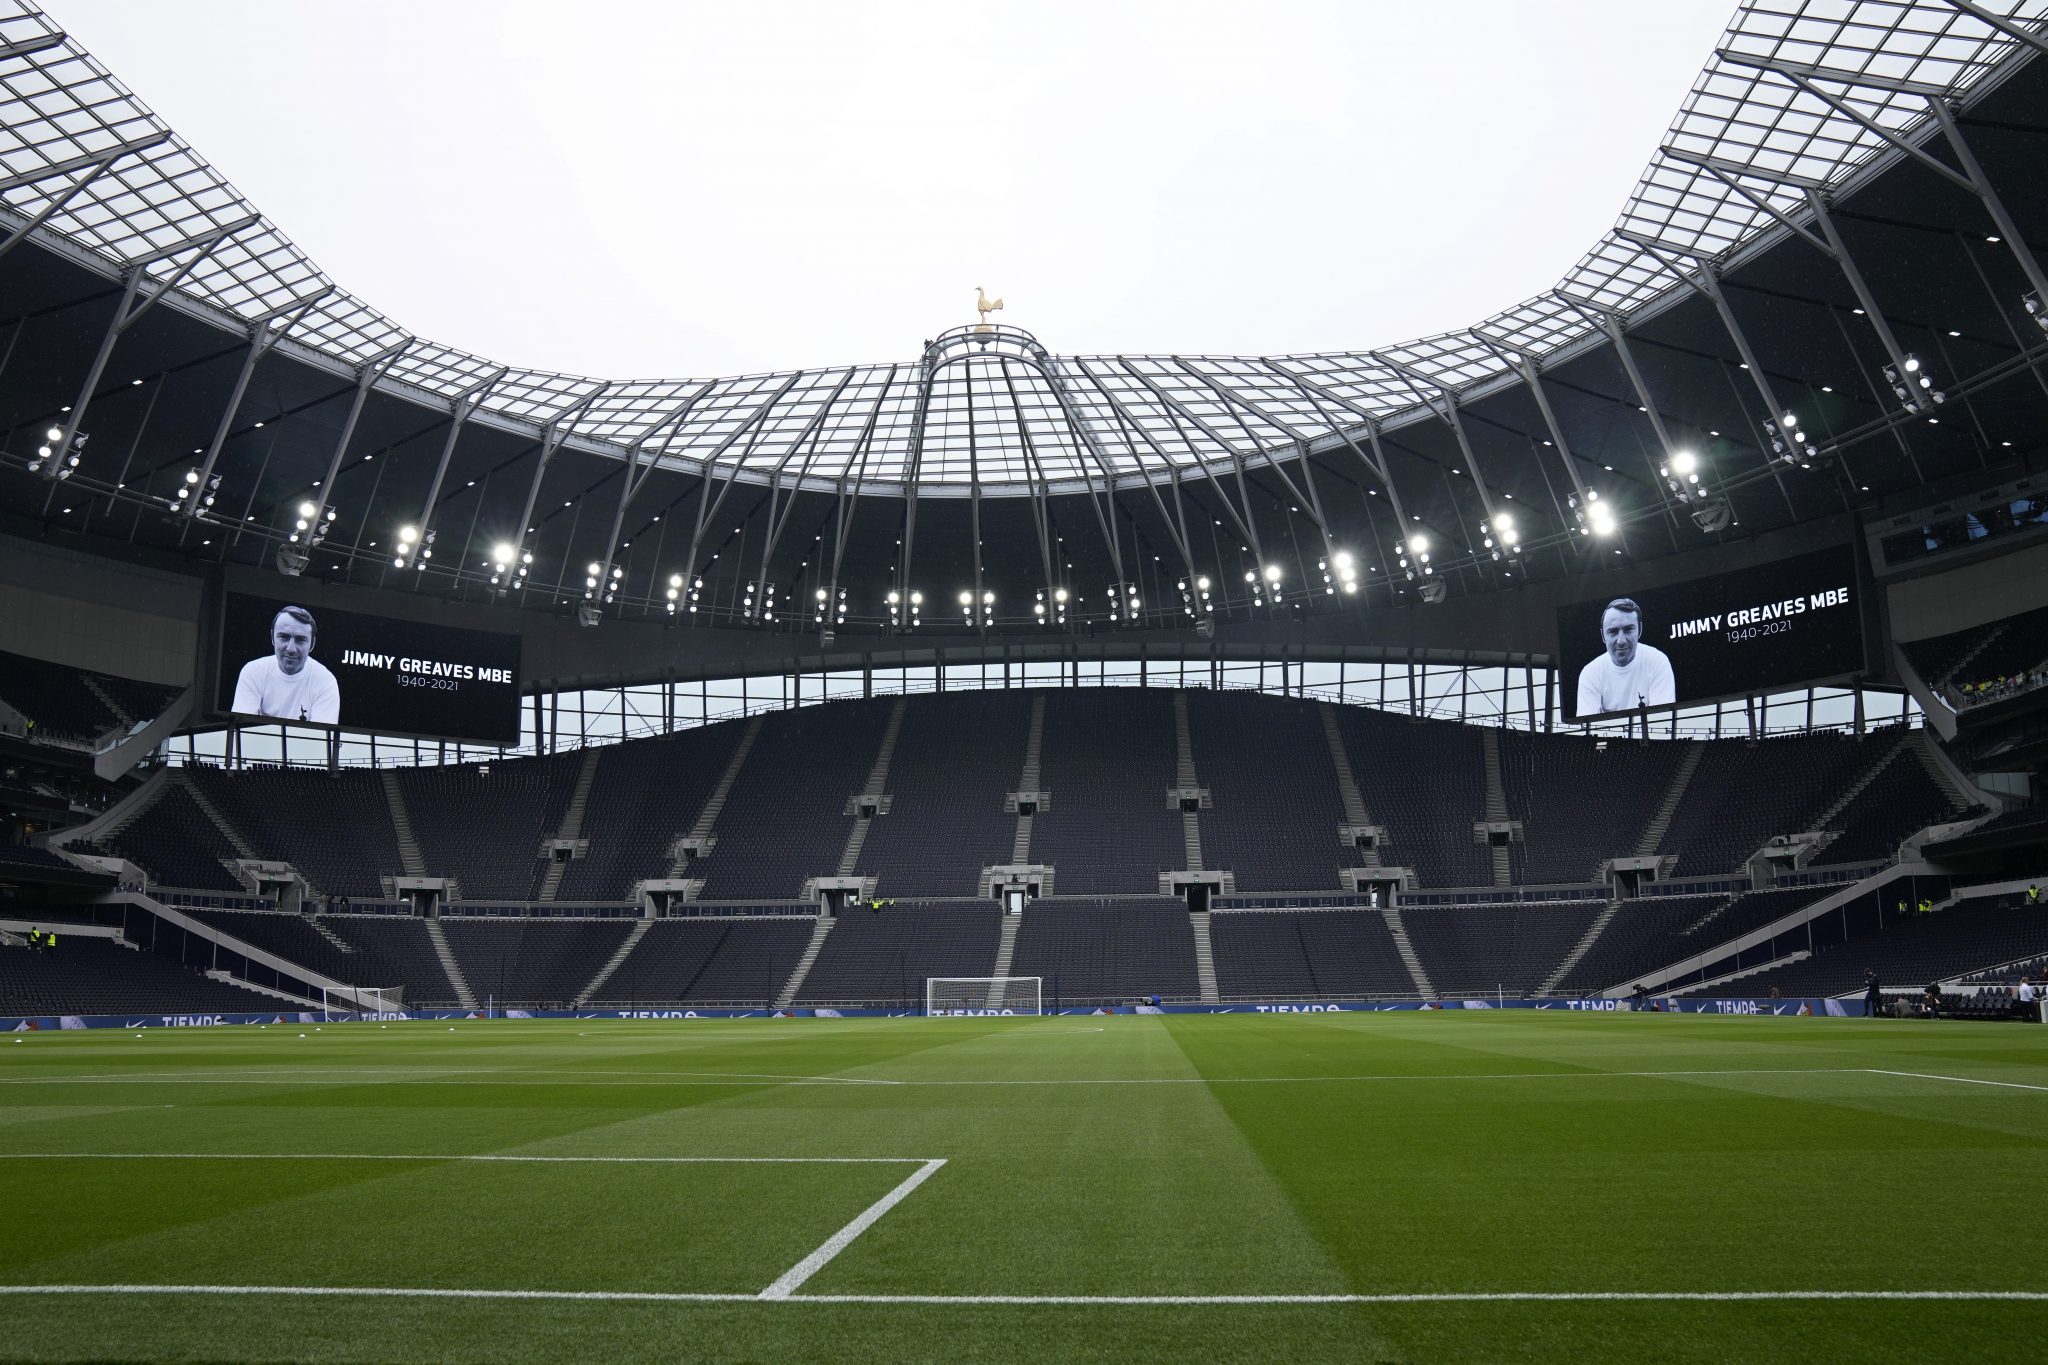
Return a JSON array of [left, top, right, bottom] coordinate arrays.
[[925, 976, 1042, 1016]]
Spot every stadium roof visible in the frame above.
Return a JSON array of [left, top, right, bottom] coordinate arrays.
[[2, 0, 2043, 492]]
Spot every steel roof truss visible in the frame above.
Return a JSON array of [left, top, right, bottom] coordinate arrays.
[[180, 289, 333, 522]]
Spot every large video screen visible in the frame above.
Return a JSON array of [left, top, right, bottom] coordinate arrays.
[[217, 593, 521, 744], [1556, 544, 1863, 721]]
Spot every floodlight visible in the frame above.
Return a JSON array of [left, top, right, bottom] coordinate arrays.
[[886, 589, 900, 604], [1263, 564, 1281, 582], [1053, 588, 1067, 603], [400, 526, 418, 544], [1195, 575, 1210, 592], [1407, 535, 1428, 554], [299, 501, 318, 519], [493, 543, 515, 565], [958, 590, 973, 606], [44, 426, 62, 443], [1670, 450, 1698, 476]]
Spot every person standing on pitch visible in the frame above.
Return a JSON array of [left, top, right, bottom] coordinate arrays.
[[231, 604, 340, 724], [1863, 968, 1883, 1019], [1575, 598, 1676, 718]]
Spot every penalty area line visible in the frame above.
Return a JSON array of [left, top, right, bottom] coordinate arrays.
[[0, 1285, 2042, 1306], [1863, 1068, 2048, 1094], [758, 1158, 947, 1299]]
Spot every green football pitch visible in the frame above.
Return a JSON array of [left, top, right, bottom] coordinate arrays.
[[1, 1012, 2044, 1362]]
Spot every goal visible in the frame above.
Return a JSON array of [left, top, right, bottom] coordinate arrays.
[[320, 985, 400, 1020], [925, 976, 1043, 1016]]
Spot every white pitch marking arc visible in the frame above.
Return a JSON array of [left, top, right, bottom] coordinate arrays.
[[0, 1285, 2040, 1307]]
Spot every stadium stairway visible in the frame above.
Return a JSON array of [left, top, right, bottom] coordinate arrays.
[[1189, 910, 1220, 1002], [307, 917, 358, 959], [1320, 702, 1372, 829], [1538, 899, 1622, 995], [422, 920, 477, 1008], [983, 912, 1024, 1009], [1010, 694, 1046, 863], [80, 674, 130, 729], [836, 697, 907, 877], [668, 714, 763, 877], [775, 916, 834, 1010], [1172, 692, 1204, 873], [537, 746, 603, 901], [1911, 728, 1984, 811], [1807, 733, 1911, 839], [1634, 742, 1704, 857], [1480, 730, 1511, 885], [1935, 619, 2008, 688], [575, 919, 650, 1006], [173, 770, 259, 866], [381, 770, 428, 877], [1382, 907, 1436, 996]]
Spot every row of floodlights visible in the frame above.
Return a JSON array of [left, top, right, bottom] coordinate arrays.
[[28, 424, 84, 478]]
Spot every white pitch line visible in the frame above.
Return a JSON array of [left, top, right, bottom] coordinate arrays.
[[758, 1158, 947, 1299], [0, 1284, 2041, 1306], [0, 1066, 1879, 1088], [0, 1152, 934, 1166], [1863, 1068, 2048, 1094]]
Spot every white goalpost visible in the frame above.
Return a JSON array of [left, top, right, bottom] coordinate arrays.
[[320, 985, 399, 1020], [925, 976, 1043, 1016]]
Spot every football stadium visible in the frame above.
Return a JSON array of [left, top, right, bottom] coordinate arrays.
[[2, 0, 2047, 1359]]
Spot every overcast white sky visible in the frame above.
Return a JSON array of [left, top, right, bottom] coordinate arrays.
[[63, 0, 1738, 378]]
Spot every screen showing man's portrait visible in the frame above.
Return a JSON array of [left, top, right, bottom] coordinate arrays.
[[230, 605, 340, 724]]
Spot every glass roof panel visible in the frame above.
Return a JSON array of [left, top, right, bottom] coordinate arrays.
[[0, 0, 2039, 489]]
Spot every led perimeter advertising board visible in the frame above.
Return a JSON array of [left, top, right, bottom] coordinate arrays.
[[1555, 543, 1863, 721], [217, 593, 521, 744]]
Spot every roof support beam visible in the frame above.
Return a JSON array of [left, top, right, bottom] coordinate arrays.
[[0, 130, 169, 195], [504, 385, 609, 596], [41, 214, 261, 480], [682, 375, 804, 593], [993, 359, 1061, 599], [1261, 363, 1419, 534], [1922, 94, 2048, 307], [0, 133, 173, 265], [0, 32, 66, 62], [1711, 49, 1978, 196], [824, 368, 895, 638], [1946, 0, 2048, 59], [1167, 359, 1328, 534], [1374, 353, 1506, 541], [1702, 48, 2048, 310], [1027, 359, 1126, 590], [1803, 191, 1926, 402], [1470, 332, 1592, 506], [302, 338, 414, 536], [180, 289, 333, 524], [1616, 230, 1796, 445], [1111, 360, 1264, 565], [397, 366, 507, 577], [1654, 148, 1833, 257], [754, 370, 858, 613], [1555, 295, 1692, 531]]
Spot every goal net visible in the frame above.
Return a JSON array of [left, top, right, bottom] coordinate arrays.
[[926, 976, 1043, 1016], [321, 985, 400, 1020]]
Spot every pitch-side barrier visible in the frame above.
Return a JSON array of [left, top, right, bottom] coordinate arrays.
[[3, 997, 1873, 1030]]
